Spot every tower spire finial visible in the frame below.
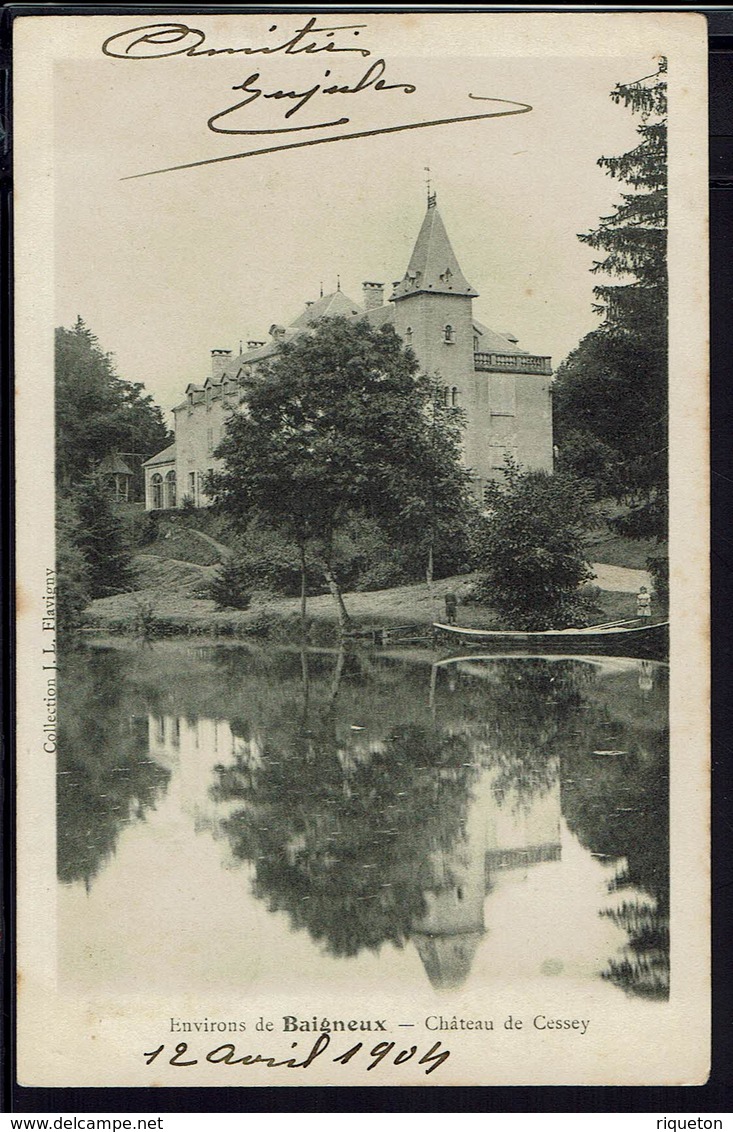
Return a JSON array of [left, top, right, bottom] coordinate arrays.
[[337, 274, 341, 292], [425, 164, 436, 208], [320, 281, 324, 298]]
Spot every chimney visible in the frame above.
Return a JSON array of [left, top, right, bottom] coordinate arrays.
[[211, 348, 232, 377], [362, 281, 385, 311], [247, 339, 265, 350]]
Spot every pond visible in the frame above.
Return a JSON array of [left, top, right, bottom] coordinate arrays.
[[57, 641, 669, 1003]]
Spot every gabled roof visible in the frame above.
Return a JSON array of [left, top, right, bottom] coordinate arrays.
[[98, 452, 134, 476], [143, 443, 177, 468], [290, 290, 362, 328], [473, 319, 526, 355], [359, 303, 396, 330], [392, 200, 478, 301]]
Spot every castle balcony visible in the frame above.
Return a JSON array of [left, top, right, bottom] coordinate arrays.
[[474, 352, 552, 375]]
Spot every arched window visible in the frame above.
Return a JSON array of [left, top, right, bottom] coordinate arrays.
[[451, 386, 459, 407], [165, 469, 176, 509], [151, 473, 163, 509], [405, 326, 413, 344], [444, 324, 455, 344]]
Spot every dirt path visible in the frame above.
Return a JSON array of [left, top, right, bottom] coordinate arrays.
[[591, 563, 651, 593]]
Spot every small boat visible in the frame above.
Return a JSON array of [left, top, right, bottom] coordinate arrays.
[[432, 619, 669, 658]]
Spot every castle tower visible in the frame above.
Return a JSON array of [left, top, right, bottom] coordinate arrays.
[[392, 193, 553, 500], [392, 196, 478, 469]]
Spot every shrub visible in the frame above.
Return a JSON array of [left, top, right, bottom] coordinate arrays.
[[210, 556, 253, 611], [474, 466, 595, 630], [647, 553, 669, 606]]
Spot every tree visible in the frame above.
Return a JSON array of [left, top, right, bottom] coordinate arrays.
[[474, 465, 595, 630], [56, 496, 91, 639], [553, 61, 667, 544], [209, 316, 473, 631], [55, 318, 171, 495], [73, 476, 136, 598]]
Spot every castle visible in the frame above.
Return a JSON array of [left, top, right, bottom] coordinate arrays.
[[143, 194, 554, 511]]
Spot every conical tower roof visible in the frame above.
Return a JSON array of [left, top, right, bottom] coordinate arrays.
[[412, 930, 485, 991], [392, 198, 478, 301]]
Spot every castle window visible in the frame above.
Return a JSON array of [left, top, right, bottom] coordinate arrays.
[[473, 335, 479, 352], [405, 326, 412, 344], [207, 427, 214, 454], [451, 387, 459, 407], [444, 324, 455, 344], [151, 473, 163, 510], [165, 469, 176, 509], [188, 471, 196, 503]]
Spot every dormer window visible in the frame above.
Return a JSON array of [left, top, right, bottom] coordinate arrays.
[[444, 324, 455, 344]]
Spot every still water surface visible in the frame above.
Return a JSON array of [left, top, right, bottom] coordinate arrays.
[[58, 642, 668, 1001]]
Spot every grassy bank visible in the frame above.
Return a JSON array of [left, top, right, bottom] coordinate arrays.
[[84, 572, 645, 643]]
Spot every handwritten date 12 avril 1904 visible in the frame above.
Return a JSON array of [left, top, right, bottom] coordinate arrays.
[[143, 1034, 451, 1075]]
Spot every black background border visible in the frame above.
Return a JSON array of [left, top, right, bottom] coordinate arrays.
[[3, 4, 730, 1114]]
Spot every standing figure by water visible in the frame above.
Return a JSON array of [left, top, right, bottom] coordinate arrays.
[[636, 586, 652, 620], [444, 591, 458, 626]]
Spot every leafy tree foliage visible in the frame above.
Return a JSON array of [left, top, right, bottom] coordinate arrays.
[[553, 62, 667, 543], [55, 496, 91, 639], [56, 317, 170, 495], [73, 476, 136, 599], [57, 648, 171, 886], [474, 465, 595, 630], [209, 316, 473, 627]]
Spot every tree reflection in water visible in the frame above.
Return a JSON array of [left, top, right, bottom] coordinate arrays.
[[208, 651, 668, 997], [57, 642, 669, 998], [211, 651, 480, 957], [57, 648, 171, 887]]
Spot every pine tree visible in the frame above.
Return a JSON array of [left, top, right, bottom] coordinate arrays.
[[554, 61, 668, 545], [55, 318, 171, 496], [580, 60, 667, 332], [73, 476, 136, 599]]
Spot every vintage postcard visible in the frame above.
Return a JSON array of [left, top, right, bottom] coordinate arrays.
[[13, 10, 709, 1089]]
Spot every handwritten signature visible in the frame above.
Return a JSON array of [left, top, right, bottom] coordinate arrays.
[[101, 20, 533, 180], [101, 19, 372, 60], [208, 60, 416, 136], [144, 1035, 451, 1075]]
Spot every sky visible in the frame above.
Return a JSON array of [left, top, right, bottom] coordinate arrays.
[[52, 14, 652, 423]]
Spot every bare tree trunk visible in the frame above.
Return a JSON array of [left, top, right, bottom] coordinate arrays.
[[299, 541, 308, 633], [300, 647, 310, 722], [328, 645, 346, 708], [426, 541, 434, 601], [323, 565, 351, 635]]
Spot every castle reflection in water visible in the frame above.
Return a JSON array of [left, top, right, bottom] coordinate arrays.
[[148, 711, 563, 991], [57, 646, 668, 1000], [108, 647, 665, 999]]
